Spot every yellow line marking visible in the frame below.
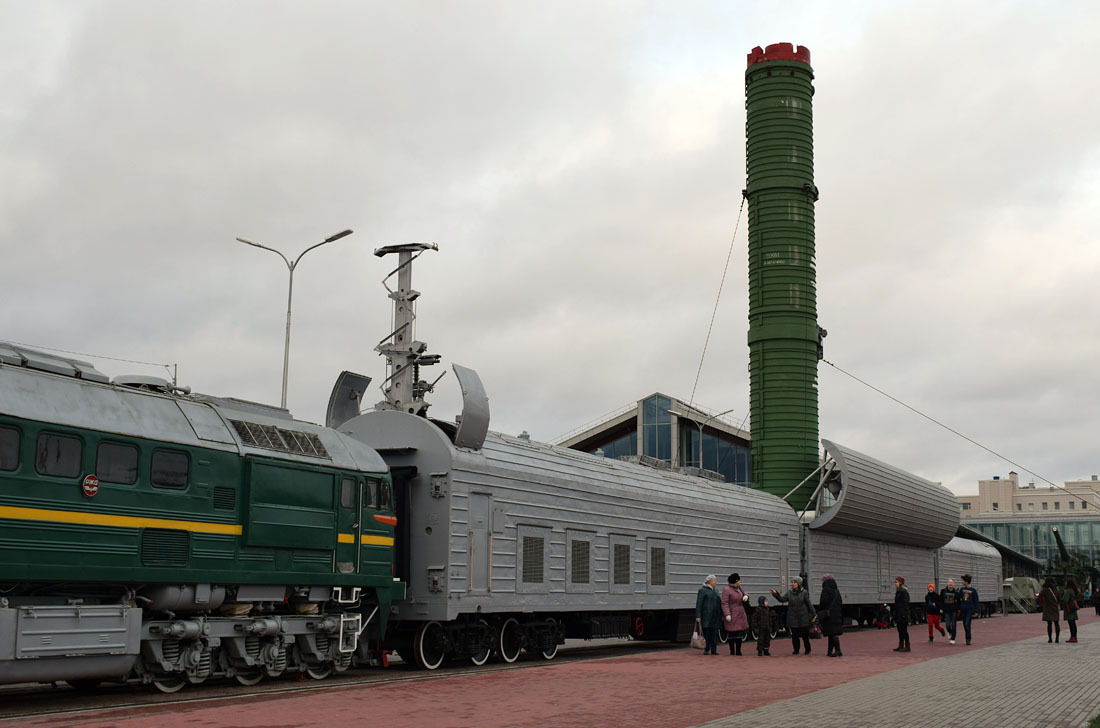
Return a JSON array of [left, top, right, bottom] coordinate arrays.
[[361, 535, 394, 546], [0, 505, 242, 535], [337, 533, 356, 544]]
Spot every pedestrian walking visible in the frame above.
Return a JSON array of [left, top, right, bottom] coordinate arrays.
[[771, 576, 816, 655], [695, 575, 722, 655], [940, 578, 959, 643], [721, 573, 750, 656], [892, 577, 911, 652], [1063, 578, 1083, 643], [819, 574, 844, 657], [1040, 577, 1061, 643], [752, 595, 773, 656], [925, 583, 946, 642], [957, 574, 979, 645]]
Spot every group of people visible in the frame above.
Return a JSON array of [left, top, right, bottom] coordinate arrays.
[[693, 572, 844, 657], [695, 572, 981, 657], [1039, 577, 1085, 643], [904, 575, 980, 650]]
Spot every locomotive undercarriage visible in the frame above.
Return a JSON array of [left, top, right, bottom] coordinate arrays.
[[0, 584, 384, 693]]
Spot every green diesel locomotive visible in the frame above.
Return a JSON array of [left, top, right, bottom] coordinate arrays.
[[0, 342, 404, 692]]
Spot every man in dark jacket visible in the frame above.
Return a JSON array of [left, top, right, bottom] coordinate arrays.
[[940, 578, 959, 643], [957, 574, 979, 645], [893, 577, 911, 652], [925, 583, 946, 642]]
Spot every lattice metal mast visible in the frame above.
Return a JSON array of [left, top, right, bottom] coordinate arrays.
[[373, 243, 441, 416]]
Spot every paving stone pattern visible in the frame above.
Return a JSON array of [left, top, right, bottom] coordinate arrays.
[[697, 621, 1100, 728]]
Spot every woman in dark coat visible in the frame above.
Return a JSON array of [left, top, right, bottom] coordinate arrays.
[[892, 576, 911, 652], [695, 574, 722, 655], [819, 574, 844, 657], [1063, 578, 1083, 643], [771, 576, 816, 655], [1040, 577, 1061, 643]]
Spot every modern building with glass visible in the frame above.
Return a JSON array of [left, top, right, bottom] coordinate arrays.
[[555, 393, 751, 487], [958, 472, 1100, 566]]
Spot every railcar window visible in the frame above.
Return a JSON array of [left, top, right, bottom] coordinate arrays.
[[365, 479, 379, 508], [0, 426, 19, 471], [340, 477, 355, 508], [96, 442, 138, 485], [650, 546, 667, 586], [522, 536, 545, 584], [379, 481, 392, 510], [151, 450, 189, 489], [613, 543, 631, 585], [570, 540, 590, 584], [34, 433, 82, 478]]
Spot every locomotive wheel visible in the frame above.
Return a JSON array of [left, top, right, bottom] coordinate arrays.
[[152, 675, 187, 694], [470, 619, 492, 666], [539, 619, 559, 660], [496, 617, 522, 664], [413, 621, 447, 670], [234, 670, 263, 686]]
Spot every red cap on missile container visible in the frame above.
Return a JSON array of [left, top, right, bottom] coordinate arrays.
[[747, 43, 811, 68]]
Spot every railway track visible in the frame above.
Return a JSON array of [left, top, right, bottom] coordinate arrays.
[[0, 639, 679, 723]]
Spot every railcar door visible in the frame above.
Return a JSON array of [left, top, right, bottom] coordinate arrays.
[[335, 476, 360, 574]]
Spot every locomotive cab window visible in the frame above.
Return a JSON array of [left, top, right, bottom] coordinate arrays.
[[97, 442, 138, 485], [340, 477, 356, 508], [34, 432, 82, 478], [379, 481, 393, 511], [0, 426, 19, 471], [365, 479, 379, 508], [151, 449, 189, 489]]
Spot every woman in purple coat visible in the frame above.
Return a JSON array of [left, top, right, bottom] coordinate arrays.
[[721, 573, 750, 655]]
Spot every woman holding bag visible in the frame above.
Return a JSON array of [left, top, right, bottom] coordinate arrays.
[[695, 575, 722, 655], [1063, 578, 1083, 643]]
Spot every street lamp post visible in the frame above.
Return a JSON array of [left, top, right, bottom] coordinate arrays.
[[235, 229, 353, 409]]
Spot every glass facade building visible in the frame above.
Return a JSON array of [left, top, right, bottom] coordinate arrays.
[[966, 520, 1100, 566], [559, 393, 751, 487]]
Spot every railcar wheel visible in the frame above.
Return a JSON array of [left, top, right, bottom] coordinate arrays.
[[413, 621, 447, 670], [152, 675, 187, 694], [539, 620, 559, 660], [306, 665, 332, 680], [234, 670, 263, 686], [496, 617, 522, 664], [470, 619, 492, 666]]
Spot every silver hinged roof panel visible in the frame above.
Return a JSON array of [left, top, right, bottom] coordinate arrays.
[[809, 439, 960, 548]]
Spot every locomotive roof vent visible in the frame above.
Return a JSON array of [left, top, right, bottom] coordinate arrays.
[[113, 374, 191, 395]]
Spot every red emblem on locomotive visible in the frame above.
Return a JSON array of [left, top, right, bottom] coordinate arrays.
[[82, 474, 99, 497]]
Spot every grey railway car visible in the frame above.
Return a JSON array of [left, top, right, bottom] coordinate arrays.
[[938, 536, 1001, 604], [341, 408, 800, 667]]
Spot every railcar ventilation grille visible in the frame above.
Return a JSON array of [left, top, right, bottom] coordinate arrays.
[[650, 547, 666, 586], [213, 487, 237, 511], [570, 540, 590, 584], [141, 528, 190, 567], [613, 544, 631, 585], [522, 536, 544, 584], [228, 419, 331, 459]]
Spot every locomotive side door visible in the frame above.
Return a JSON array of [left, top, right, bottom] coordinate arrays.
[[335, 475, 360, 574]]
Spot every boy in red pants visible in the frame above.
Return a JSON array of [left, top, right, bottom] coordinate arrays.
[[925, 583, 946, 641]]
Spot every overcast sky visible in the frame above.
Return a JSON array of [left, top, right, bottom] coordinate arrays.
[[2, 1, 1098, 496]]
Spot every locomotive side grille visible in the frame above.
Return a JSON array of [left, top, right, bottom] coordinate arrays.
[[571, 540, 590, 584], [522, 536, 544, 584], [141, 529, 189, 567], [613, 544, 631, 585], [228, 419, 331, 459], [212, 487, 237, 511], [650, 547, 666, 586]]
